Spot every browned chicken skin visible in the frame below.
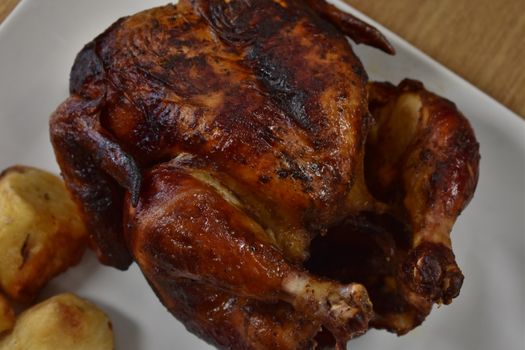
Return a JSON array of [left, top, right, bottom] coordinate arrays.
[[309, 80, 480, 335], [49, 0, 479, 348]]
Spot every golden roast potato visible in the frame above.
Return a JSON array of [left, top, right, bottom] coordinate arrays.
[[0, 166, 88, 303], [0, 293, 114, 350]]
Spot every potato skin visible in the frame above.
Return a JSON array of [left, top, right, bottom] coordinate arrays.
[[0, 166, 88, 303], [0, 294, 14, 334], [0, 293, 114, 350]]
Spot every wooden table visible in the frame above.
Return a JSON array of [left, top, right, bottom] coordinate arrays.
[[1, 0, 524, 118]]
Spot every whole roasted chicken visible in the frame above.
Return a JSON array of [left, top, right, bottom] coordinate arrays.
[[49, 0, 480, 348]]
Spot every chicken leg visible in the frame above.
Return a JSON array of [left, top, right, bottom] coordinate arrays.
[[125, 155, 373, 347], [366, 79, 479, 307]]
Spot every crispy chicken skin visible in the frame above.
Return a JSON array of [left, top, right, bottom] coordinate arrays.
[[51, 0, 392, 268], [49, 0, 479, 348]]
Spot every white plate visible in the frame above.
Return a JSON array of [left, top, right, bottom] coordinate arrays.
[[1, 1, 524, 349]]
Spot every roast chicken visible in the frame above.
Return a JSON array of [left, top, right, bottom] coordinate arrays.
[[49, 0, 480, 348]]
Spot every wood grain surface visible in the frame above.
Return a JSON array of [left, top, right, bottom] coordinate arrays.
[[0, 0, 18, 25], [1, 0, 524, 118], [344, 0, 525, 119]]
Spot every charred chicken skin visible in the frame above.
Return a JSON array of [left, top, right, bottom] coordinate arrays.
[[49, 0, 479, 348]]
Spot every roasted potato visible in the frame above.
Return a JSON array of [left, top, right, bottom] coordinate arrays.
[[0, 294, 14, 334], [0, 293, 114, 350], [0, 166, 88, 303]]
